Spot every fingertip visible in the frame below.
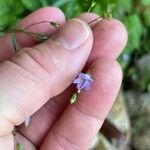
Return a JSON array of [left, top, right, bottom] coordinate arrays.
[[109, 18, 128, 49], [35, 6, 66, 22], [17, 7, 66, 47], [0, 7, 66, 62], [91, 18, 128, 59], [78, 14, 128, 65], [21, 6, 66, 26], [113, 59, 123, 82]]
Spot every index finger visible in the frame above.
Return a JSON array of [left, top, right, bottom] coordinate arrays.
[[0, 7, 65, 62]]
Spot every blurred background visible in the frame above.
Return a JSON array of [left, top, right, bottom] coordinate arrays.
[[0, 0, 150, 149]]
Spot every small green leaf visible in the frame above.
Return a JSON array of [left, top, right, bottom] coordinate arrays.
[[11, 33, 18, 52], [124, 14, 143, 53], [16, 143, 24, 150], [70, 92, 78, 104]]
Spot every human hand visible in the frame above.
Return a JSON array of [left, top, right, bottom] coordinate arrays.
[[0, 7, 127, 150]]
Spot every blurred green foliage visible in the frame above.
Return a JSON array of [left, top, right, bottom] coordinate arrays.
[[0, 0, 150, 91]]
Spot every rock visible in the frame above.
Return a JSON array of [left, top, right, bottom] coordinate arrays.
[[101, 91, 131, 150], [132, 129, 150, 150], [137, 53, 150, 76], [90, 133, 117, 150], [136, 53, 150, 90], [107, 91, 130, 134], [90, 91, 131, 150], [90, 134, 101, 150], [125, 91, 150, 133], [124, 91, 140, 117], [125, 91, 150, 150]]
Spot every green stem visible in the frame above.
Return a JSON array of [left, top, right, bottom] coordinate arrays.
[[23, 20, 52, 30], [7, 28, 48, 37], [88, 16, 103, 24]]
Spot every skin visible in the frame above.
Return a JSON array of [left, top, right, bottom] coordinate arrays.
[[0, 7, 127, 150]]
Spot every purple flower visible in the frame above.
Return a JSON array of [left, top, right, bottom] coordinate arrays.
[[73, 73, 93, 92]]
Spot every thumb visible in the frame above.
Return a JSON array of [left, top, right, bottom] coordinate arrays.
[[0, 18, 93, 136]]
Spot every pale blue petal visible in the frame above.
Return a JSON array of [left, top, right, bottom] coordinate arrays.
[[73, 73, 93, 91], [79, 73, 85, 78], [73, 78, 80, 84], [77, 81, 84, 90], [84, 81, 91, 90]]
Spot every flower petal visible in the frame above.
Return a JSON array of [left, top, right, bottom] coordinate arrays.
[[73, 78, 80, 84], [72, 73, 93, 92], [79, 73, 85, 78], [84, 81, 91, 90], [77, 81, 85, 90]]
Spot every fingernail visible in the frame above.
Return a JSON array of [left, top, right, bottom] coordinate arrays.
[[52, 18, 90, 49]]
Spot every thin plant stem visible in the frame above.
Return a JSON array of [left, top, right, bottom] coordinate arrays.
[[7, 28, 47, 37], [11, 33, 18, 52], [23, 20, 52, 30], [88, 16, 103, 24]]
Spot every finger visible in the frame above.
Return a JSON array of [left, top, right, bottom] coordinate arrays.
[[0, 7, 65, 62], [0, 18, 93, 136], [18, 86, 73, 146], [18, 13, 127, 146], [40, 58, 122, 150], [0, 135, 14, 149], [79, 13, 128, 65]]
